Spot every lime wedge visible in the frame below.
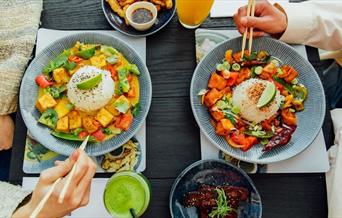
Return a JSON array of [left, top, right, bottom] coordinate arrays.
[[77, 74, 102, 90], [257, 82, 276, 108]]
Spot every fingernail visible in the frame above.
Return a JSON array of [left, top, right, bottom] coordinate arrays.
[[71, 149, 80, 161], [241, 17, 247, 25]]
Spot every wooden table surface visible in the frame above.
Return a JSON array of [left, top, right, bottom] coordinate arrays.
[[9, 1, 332, 217]]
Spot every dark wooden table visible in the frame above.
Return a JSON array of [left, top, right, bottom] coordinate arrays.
[[10, 1, 333, 217]]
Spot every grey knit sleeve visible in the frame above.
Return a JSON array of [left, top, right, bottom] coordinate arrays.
[[0, 182, 31, 218], [0, 0, 42, 115]]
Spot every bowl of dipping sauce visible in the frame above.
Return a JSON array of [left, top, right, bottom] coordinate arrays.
[[126, 2, 158, 31]]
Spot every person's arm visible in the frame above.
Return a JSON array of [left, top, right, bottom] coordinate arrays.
[[0, 182, 31, 218], [234, 0, 342, 51], [279, 1, 342, 51], [9, 149, 96, 218]]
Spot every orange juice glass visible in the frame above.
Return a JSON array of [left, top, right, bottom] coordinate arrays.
[[176, 0, 214, 29]]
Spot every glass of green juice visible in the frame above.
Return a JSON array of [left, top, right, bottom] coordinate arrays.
[[103, 171, 151, 218]]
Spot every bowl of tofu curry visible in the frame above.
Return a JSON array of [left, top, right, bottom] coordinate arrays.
[[20, 33, 151, 156]]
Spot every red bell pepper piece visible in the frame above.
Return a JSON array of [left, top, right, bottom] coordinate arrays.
[[68, 56, 83, 63], [35, 75, 53, 88], [92, 129, 105, 141], [78, 131, 88, 139], [227, 72, 239, 87]]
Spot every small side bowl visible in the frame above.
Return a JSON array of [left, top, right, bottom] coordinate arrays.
[[126, 2, 158, 31]]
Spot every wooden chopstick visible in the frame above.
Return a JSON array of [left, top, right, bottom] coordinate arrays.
[[240, 0, 256, 60], [58, 135, 90, 203], [30, 178, 62, 218], [248, 0, 256, 53]]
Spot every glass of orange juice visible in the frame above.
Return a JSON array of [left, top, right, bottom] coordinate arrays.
[[176, 0, 214, 29]]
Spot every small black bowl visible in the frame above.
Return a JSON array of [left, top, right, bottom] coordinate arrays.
[[169, 159, 262, 218], [101, 0, 176, 37]]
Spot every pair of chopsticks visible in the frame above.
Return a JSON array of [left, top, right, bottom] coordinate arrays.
[[240, 0, 256, 61], [30, 136, 90, 218]]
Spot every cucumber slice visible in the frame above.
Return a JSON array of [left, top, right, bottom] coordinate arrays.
[[257, 82, 276, 108], [270, 59, 280, 67], [216, 64, 225, 72], [232, 63, 241, 71], [254, 66, 263, 75]]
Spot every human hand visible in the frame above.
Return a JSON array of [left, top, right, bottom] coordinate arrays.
[[0, 115, 14, 151], [13, 149, 97, 218], [233, 0, 288, 37]]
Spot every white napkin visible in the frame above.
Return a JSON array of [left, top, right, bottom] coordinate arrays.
[[210, 0, 289, 18], [326, 109, 342, 218]]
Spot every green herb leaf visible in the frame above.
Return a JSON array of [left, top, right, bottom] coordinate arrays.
[[43, 50, 70, 75], [102, 128, 113, 135], [132, 103, 141, 117]]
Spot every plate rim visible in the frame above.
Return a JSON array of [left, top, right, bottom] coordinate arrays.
[[19, 32, 152, 156], [169, 159, 262, 218], [101, 0, 176, 37], [190, 36, 326, 164]]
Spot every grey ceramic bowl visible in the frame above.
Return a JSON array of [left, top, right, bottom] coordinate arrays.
[[190, 37, 325, 164], [20, 32, 152, 156], [169, 159, 262, 218]]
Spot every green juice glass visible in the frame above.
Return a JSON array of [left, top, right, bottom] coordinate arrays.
[[103, 171, 151, 218]]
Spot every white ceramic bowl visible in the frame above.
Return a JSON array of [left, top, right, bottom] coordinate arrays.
[[126, 2, 158, 31]]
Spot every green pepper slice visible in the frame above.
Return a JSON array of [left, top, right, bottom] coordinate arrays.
[[38, 109, 58, 129], [43, 50, 71, 75], [118, 68, 130, 93], [76, 47, 96, 59], [273, 76, 295, 94], [51, 131, 96, 142]]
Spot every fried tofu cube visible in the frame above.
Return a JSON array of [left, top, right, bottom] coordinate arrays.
[[36, 93, 57, 112], [216, 122, 228, 136], [105, 105, 121, 116], [90, 54, 107, 68], [54, 99, 73, 118], [165, 0, 173, 9], [96, 108, 114, 127], [204, 88, 223, 107], [53, 68, 70, 84], [220, 119, 234, 132], [56, 116, 69, 132], [82, 116, 98, 133], [208, 73, 226, 90], [68, 111, 82, 129]]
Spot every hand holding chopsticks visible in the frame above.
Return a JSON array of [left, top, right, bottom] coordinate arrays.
[[58, 136, 89, 203], [240, 0, 257, 60], [18, 136, 97, 218]]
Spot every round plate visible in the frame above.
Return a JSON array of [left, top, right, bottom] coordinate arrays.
[[190, 36, 326, 164], [169, 159, 262, 218], [20, 32, 152, 156], [101, 0, 176, 37]]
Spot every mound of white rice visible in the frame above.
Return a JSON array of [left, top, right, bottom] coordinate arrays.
[[232, 78, 283, 123], [67, 66, 114, 112]]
